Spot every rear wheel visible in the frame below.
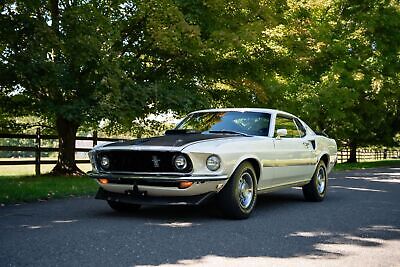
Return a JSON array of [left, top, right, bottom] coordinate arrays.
[[107, 200, 141, 212], [302, 161, 328, 201], [217, 162, 257, 219]]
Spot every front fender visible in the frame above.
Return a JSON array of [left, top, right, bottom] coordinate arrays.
[[227, 154, 262, 179]]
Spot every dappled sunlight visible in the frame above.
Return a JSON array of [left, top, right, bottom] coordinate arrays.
[[288, 225, 400, 260], [330, 185, 387, 192], [19, 219, 78, 229], [369, 179, 400, 184], [2, 168, 399, 266], [136, 225, 400, 267], [339, 235, 384, 245], [288, 231, 333, 238], [374, 172, 400, 176], [135, 240, 400, 266], [344, 176, 400, 184], [52, 219, 78, 224], [359, 225, 400, 233], [145, 222, 200, 228], [20, 224, 52, 230]]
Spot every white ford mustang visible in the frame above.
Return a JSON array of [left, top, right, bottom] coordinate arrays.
[[88, 108, 337, 219]]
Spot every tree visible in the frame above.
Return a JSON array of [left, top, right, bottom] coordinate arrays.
[[0, 1, 209, 174], [0, 1, 127, 174], [0, 0, 292, 174], [259, 0, 400, 162], [1, 0, 398, 170]]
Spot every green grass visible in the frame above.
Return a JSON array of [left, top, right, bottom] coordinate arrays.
[[0, 161, 92, 176], [0, 175, 98, 204], [334, 159, 400, 171]]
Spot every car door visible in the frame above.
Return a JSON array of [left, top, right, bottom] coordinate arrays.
[[271, 115, 316, 186]]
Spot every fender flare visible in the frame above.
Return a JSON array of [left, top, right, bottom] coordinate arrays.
[[228, 155, 262, 181]]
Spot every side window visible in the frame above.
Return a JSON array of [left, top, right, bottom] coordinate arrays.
[[275, 116, 301, 138], [294, 118, 306, 137]]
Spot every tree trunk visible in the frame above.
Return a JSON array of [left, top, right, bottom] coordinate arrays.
[[49, 0, 60, 34], [50, 116, 84, 175], [347, 141, 357, 163]]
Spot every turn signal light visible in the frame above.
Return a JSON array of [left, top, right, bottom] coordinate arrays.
[[98, 178, 109, 184], [178, 181, 193, 189]]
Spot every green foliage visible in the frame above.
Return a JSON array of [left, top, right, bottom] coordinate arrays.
[[0, 0, 399, 150], [270, 0, 400, 147], [206, 0, 400, 148], [0, 1, 208, 133]]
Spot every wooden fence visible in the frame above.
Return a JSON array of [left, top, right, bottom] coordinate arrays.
[[1, 129, 399, 175], [337, 148, 400, 163], [0, 129, 127, 175]]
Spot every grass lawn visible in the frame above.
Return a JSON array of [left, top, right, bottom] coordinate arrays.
[[0, 175, 98, 204], [0, 162, 97, 205], [334, 159, 400, 171], [0, 162, 92, 176]]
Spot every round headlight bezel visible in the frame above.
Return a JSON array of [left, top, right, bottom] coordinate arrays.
[[206, 155, 221, 171], [100, 155, 110, 169], [174, 155, 188, 170]]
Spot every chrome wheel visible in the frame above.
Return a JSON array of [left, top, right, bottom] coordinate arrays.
[[303, 161, 327, 202], [217, 161, 257, 219], [238, 172, 254, 209], [317, 166, 326, 195]]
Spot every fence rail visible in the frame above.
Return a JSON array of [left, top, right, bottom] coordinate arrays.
[[0, 129, 128, 175], [337, 148, 400, 163], [1, 129, 399, 175]]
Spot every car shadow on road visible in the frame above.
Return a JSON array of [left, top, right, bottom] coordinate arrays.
[[91, 189, 306, 221]]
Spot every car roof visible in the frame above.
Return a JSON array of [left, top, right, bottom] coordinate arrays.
[[190, 108, 294, 117]]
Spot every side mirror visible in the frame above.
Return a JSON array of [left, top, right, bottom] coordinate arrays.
[[276, 128, 287, 138]]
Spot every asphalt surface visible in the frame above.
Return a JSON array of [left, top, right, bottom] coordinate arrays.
[[1, 167, 400, 267]]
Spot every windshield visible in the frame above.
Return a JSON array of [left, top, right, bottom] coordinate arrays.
[[176, 111, 271, 136]]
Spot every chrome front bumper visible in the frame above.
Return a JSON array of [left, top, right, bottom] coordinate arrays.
[[87, 171, 228, 182], [87, 171, 229, 197]]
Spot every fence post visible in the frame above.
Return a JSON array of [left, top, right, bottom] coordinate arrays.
[[356, 148, 359, 162], [35, 128, 41, 176], [93, 130, 98, 147]]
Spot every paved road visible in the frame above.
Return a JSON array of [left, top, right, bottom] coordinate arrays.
[[1, 167, 400, 267]]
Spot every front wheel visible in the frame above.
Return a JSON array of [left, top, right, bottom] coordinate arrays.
[[217, 162, 257, 219], [107, 200, 141, 212], [302, 161, 328, 201]]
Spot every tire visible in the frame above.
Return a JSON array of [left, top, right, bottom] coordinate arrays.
[[217, 161, 257, 219], [107, 200, 141, 212], [302, 161, 328, 201]]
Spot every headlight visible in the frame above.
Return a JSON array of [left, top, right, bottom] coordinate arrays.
[[100, 156, 110, 169], [206, 155, 220, 171], [174, 155, 187, 170]]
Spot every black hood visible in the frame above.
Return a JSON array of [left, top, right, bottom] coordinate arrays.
[[103, 133, 239, 148]]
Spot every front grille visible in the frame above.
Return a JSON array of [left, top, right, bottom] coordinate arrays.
[[95, 150, 192, 173]]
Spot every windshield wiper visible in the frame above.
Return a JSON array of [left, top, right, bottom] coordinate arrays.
[[209, 130, 252, 137], [165, 129, 202, 135]]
